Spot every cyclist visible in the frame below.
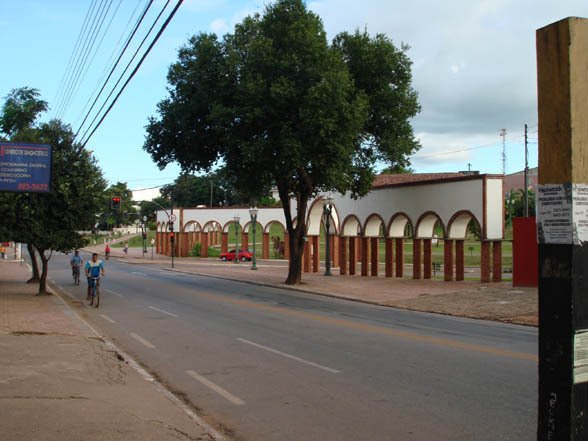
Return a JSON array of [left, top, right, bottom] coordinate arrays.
[[85, 253, 105, 300], [69, 250, 83, 285], [104, 243, 111, 260]]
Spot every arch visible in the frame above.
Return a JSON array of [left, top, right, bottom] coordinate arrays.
[[387, 213, 412, 238], [447, 210, 481, 239], [363, 213, 385, 237], [307, 197, 340, 236], [341, 215, 361, 237], [263, 220, 287, 234], [415, 211, 446, 239], [182, 220, 202, 234]]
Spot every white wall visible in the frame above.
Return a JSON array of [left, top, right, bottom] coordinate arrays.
[[157, 176, 503, 240]]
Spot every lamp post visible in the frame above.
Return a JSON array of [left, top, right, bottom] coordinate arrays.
[[233, 215, 240, 264], [249, 207, 258, 270], [322, 196, 334, 276]]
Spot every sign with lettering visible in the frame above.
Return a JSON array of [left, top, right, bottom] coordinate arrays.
[[0, 142, 52, 192]]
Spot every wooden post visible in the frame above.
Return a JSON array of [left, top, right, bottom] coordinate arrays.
[[536, 17, 588, 440]]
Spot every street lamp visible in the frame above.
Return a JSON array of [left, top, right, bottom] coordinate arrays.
[[322, 195, 334, 276], [249, 207, 258, 270], [233, 215, 240, 264]]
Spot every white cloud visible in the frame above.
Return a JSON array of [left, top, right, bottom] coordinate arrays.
[[210, 18, 229, 34]]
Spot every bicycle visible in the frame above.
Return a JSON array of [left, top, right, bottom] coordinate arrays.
[[89, 277, 101, 308], [72, 265, 80, 285]]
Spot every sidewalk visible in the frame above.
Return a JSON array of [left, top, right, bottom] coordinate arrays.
[[100, 245, 538, 327], [0, 259, 222, 441]]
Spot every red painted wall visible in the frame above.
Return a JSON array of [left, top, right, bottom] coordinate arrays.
[[512, 217, 538, 287]]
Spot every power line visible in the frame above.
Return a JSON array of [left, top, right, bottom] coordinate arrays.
[[52, 0, 98, 115], [79, 0, 185, 149], [56, 0, 115, 120], [74, 0, 155, 139], [74, 0, 146, 126]]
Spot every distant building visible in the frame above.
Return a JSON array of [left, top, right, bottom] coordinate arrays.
[[503, 167, 538, 194]]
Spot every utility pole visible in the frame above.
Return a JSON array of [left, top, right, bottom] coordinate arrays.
[[524, 123, 529, 217], [536, 17, 588, 440], [500, 128, 507, 175]]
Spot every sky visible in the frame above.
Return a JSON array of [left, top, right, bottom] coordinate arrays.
[[1, 0, 587, 201]]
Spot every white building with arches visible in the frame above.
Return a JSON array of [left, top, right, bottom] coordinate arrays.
[[156, 173, 504, 283]]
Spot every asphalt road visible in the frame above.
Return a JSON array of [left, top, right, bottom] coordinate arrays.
[[51, 254, 537, 441]]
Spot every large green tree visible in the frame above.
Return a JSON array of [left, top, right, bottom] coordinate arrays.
[[0, 87, 107, 293], [144, 0, 420, 284]]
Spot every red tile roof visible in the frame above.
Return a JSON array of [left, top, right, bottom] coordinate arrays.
[[372, 173, 468, 188]]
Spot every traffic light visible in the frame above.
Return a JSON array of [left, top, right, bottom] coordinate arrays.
[[169, 232, 175, 242], [111, 196, 121, 210]]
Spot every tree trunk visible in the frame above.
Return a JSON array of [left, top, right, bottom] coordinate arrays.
[[26, 243, 40, 284], [285, 226, 305, 285], [37, 249, 50, 295]]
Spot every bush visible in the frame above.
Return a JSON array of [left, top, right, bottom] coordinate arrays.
[[189, 243, 201, 257], [189, 243, 221, 257]]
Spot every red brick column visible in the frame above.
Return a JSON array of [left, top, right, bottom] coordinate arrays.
[[339, 237, 348, 275], [370, 237, 379, 276], [455, 240, 465, 281], [241, 233, 249, 250], [356, 237, 362, 262], [303, 240, 311, 272], [385, 238, 393, 277], [423, 239, 432, 279], [444, 239, 454, 281], [200, 233, 209, 258], [361, 237, 369, 276], [221, 232, 228, 254], [481, 241, 491, 283], [492, 241, 502, 282], [262, 232, 270, 259], [312, 235, 320, 273], [349, 237, 356, 275], [180, 232, 189, 257], [412, 239, 422, 279], [332, 235, 339, 268], [156, 232, 161, 254], [395, 238, 404, 277]]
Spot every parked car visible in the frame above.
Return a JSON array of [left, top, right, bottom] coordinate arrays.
[[219, 249, 253, 261]]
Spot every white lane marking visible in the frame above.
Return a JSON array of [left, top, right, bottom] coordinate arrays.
[[130, 332, 156, 349], [131, 271, 148, 276], [237, 338, 340, 374], [100, 314, 116, 323], [148, 306, 178, 318], [103, 289, 123, 297], [186, 370, 245, 406]]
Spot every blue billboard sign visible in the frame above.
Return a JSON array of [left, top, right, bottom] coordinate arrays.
[[0, 142, 52, 192]]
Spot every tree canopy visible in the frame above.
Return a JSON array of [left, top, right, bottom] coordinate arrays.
[[0, 87, 107, 293], [144, 0, 420, 284]]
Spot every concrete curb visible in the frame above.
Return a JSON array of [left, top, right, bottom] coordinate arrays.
[[46, 278, 228, 441]]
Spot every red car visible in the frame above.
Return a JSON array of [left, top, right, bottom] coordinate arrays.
[[220, 249, 253, 262]]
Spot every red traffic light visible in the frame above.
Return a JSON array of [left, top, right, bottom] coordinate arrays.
[[169, 232, 175, 238], [111, 196, 121, 210]]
